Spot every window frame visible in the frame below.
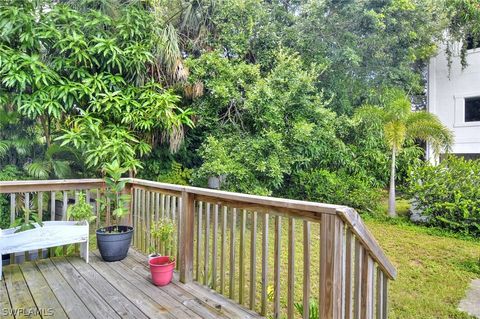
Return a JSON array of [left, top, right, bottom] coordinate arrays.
[[454, 93, 480, 127], [464, 96, 480, 123]]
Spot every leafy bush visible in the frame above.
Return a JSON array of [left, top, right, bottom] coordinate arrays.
[[290, 169, 383, 213], [67, 193, 96, 224], [0, 165, 24, 229], [406, 156, 480, 236]]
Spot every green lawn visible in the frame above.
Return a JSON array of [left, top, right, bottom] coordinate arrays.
[[365, 197, 480, 319]]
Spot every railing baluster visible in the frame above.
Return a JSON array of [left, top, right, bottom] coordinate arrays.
[[166, 195, 171, 219], [212, 204, 219, 290], [239, 209, 246, 304], [141, 189, 146, 252], [229, 208, 237, 300], [354, 237, 363, 319], [204, 202, 210, 286], [24, 192, 30, 259], [160, 193, 165, 219], [376, 267, 384, 319], [172, 196, 177, 257], [95, 189, 100, 230], [382, 274, 388, 318], [176, 196, 182, 270], [196, 201, 203, 281], [62, 191, 68, 255], [261, 213, 269, 316], [273, 215, 281, 319], [10, 193, 16, 264], [106, 190, 111, 226], [320, 214, 345, 319], [171, 195, 176, 221], [249, 211, 257, 310], [303, 220, 311, 319], [145, 191, 151, 255], [134, 189, 138, 250], [287, 217, 295, 319], [220, 206, 227, 294], [61, 191, 67, 221], [37, 192, 44, 260], [361, 253, 374, 319], [49, 191, 55, 258], [179, 191, 194, 283], [25, 192, 30, 260], [345, 229, 354, 319]]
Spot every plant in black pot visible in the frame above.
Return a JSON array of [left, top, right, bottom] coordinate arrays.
[[96, 161, 133, 262]]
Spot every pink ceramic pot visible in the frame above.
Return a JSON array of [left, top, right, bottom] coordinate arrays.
[[149, 256, 175, 286]]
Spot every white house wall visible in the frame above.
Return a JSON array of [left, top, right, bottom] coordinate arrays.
[[427, 43, 480, 161]]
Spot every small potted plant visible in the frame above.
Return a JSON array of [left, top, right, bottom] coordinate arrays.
[[67, 193, 96, 225], [96, 160, 133, 262], [149, 218, 175, 286]]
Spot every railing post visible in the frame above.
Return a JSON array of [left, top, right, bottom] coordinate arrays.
[[179, 190, 194, 283], [320, 214, 345, 319]]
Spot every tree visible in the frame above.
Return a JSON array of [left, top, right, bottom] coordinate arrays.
[[355, 89, 453, 217], [0, 0, 194, 174]]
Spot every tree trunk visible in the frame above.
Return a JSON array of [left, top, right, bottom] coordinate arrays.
[[388, 146, 397, 217]]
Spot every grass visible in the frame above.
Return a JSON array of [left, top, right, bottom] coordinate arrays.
[[365, 197, 480, 318], [366, 219, 480, 318]]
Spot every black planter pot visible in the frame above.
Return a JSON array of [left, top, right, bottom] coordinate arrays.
[[96, 226, 133, 262]]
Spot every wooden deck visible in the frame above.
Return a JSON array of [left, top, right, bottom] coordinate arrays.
[[0, 249, 262, 319]]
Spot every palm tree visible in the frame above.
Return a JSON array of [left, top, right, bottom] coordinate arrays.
[[356, 89, 453, 217]]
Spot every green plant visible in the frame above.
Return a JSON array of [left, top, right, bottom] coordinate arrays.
[[294, 298, 319, 319], [151, 218, 175, 257], [291, 169, 383, 213], [67, 193, 96, 224], [11, 208, 43, 233], [355, 89, 453, 217], [99, 160, 131, 232], [406, 156, 480, 236]]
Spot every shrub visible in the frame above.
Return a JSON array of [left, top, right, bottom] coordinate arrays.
[[406, 156, 480, 236], [290, 169, 383, 213]]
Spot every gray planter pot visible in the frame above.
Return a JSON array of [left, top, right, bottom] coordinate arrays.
[[96, 226, 133, 262]]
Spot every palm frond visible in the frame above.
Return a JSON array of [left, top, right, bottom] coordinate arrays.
[[0, 140, 8, 159], [24, 161, 51, 179], [353, 104, 387, 123], [52, 160, 72, 179], [406, 111, 454, 154]]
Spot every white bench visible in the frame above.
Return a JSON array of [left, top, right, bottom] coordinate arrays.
[[0, 221, 89, 278]]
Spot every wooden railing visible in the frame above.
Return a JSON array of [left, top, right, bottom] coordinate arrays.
[[0, 178, 396, 319]]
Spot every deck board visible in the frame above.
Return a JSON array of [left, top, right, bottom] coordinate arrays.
[[36, 258, 95, 319], [67, 257, 150, 319], [3, 264, 41, 319], [51, 257, 120, 319], [0, 272, 14, 319], [1, 250, 263, 319], [19, 262, 68, 319]]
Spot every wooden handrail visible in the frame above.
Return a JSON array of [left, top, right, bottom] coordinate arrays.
[[129, 178, 396, 280], [0, 178, 396, 318], [0, 179, 104, 193], [0, 178, 396, 279]]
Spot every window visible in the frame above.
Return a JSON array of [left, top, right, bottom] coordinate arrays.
[[465, 97, 480, 122], [467, 35, 480, 50]]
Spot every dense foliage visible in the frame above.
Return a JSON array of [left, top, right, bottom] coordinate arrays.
[[0, 0, 193, 174], [406, 157, 480, 236], [0, 0, 478, 216]]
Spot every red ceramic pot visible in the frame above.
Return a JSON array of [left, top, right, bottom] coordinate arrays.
[[149, 256, 175, 286]]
